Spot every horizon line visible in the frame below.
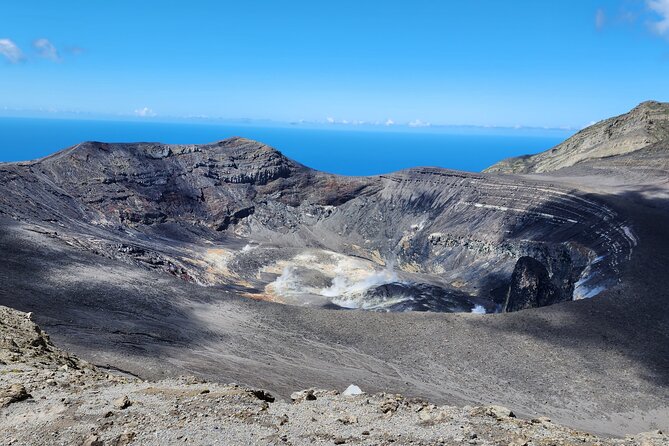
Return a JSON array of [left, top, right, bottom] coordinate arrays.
[[0, 108, 579, 134]]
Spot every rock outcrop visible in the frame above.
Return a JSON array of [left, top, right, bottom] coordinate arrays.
[[485, 101, 669, 174], [504, 256, 566, 312], [0, 384, 31, 408], [0, 306, 92, 371]]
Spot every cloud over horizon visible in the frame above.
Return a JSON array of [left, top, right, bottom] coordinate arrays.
[[408, 119, 431, 128], [33, 38, 61, 61], [134, 107, 157, 117], [0, 39, 23, 63]]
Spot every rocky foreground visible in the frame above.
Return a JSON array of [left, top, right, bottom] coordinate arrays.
[[0, 306, 665, 446]]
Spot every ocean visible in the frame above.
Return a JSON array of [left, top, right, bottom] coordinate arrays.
[[0, 117, 570, 175]]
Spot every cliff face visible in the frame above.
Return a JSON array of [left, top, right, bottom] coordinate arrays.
[[485, 101, 669, 174]]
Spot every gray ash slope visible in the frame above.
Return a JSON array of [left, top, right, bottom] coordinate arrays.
[[0, 137, 635, 313], [2, 305, 666, 446], [0, 102, 668, 437]]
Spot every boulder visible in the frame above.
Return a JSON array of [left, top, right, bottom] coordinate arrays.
[[484, 405, 516, 419], [342, 384, 362, 396], [0, 384, 31, 407], [112, 431, 136, 446], [290, 389, 317, 402], [113, 395, 132, 410]]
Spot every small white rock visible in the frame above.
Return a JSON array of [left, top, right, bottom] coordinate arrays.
[[343, 384, 362, 396]]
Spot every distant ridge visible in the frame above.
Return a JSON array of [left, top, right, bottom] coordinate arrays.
[[485, 100, 669, 174]]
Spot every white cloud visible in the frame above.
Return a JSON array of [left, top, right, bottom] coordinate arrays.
[[0, 39, 23, 63], [408, 119, 430, 128], [384, 118, 395, 126], [324, 117, 367, 126], [595, 8, 606, 31], [33, 38, 60, 61], [648, 0, 669, 35], [134, 107, 157, 117]]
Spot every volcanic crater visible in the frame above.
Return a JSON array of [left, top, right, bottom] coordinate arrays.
[[0, 137, 636, 313]]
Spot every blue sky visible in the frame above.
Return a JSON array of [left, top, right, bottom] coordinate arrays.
[[1, 0, 669, 129]]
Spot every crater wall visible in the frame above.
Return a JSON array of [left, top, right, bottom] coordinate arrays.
[[0, 140, 636, 312]]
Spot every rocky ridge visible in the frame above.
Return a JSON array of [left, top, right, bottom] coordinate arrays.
[[485, 101, 669, 174], [1, 305, 665, 446]]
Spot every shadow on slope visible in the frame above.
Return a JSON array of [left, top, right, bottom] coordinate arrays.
[[0, 218, 228, 377], [481, 187, 669, 389]]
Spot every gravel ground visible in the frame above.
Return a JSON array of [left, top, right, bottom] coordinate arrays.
[[1, 306, 667, 446]]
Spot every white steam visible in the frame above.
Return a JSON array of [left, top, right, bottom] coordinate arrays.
[[320, 266, 398, 297], [320, 261, 406, 310], [471, 304, 486, 314], [264, 251, 407, 309], [240, 244, 256, 253], [271, 266, 304, 295]]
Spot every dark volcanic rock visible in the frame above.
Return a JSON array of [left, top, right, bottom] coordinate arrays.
[[360, 282, 484, 313], [504, 257, 567, 312]]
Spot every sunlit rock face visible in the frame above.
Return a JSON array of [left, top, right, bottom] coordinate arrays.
[[0, 137, 635, 313], [486, 100, 669, 174]]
